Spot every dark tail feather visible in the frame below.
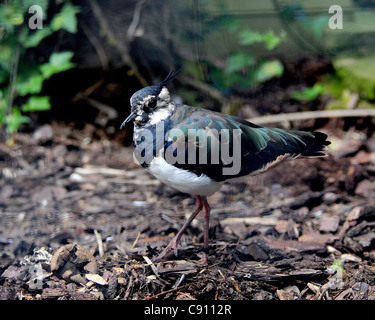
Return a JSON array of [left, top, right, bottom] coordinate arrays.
[[296, 131, 331, 158]]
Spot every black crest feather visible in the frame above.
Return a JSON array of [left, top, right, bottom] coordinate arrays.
[[158, 69, 180, 88]]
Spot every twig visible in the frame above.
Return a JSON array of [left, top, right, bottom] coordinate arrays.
[[88, 0, 148, 86], [7, 45, 20, 117], [130, 231, 141, 250], [142, 284, 189, 300], [94, 229, 104, 257], [271, 0, 326, 55], [179, 74, 232, 113], [127, 0, 147, 41], [75, 94, 118, 120], [124, 274, 133, 299], [82, 79, 105, 97], [173, 274, 185, 288], [80, 21, 109, 71], [248, 109, 375, 125], [3, 44, 21, 142], [143, 255, 159, 276]]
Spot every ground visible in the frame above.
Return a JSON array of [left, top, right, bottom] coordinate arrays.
[[1, 117, 375, 300]]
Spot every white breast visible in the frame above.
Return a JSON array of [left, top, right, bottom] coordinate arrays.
[[149, 108, 171, 125], [148, 156, 222, 196]]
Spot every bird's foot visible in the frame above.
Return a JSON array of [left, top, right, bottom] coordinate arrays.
[[199, 247, 209, 265], [152, 239, 178, 262]]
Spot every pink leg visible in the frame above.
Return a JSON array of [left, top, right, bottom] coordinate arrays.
[[153, 196, 203, 262], [200, 196, 211, 265]]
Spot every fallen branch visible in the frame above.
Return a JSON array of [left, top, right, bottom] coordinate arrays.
[[248, 109, 375, 125], [74, 165, 141, 176], [220, 216, 279, 227], [72, 165, 161, 186]]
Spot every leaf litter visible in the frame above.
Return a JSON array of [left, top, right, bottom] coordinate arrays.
[[1, 120, 375, 300]]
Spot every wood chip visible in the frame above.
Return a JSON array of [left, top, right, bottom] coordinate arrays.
[[289, 269, 322, 276], [176, 292, 196, 300], [277, 289, 296, 300], [307, 282, 320, 294], [85, 274, 108, 286], [50, 244, 98, 285], [319, 216, 340, 233], [156, 260, 197, 275]]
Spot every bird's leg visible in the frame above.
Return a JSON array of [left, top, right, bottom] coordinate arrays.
[[152, 195, 203, 262], [200, 196, 211, 265]]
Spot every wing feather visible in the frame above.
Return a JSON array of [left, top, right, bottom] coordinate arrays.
[[163, 105, 329, 181]]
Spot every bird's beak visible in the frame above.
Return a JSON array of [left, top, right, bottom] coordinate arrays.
[[120, 112, 137, 129]]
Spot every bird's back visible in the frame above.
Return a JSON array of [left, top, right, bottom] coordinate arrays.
[[163, 104, 330, 181]]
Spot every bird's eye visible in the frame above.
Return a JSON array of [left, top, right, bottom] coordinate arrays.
[[147, 98, 157, 109]]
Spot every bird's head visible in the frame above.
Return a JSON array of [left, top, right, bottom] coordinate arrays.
[[120, 71, 178, 128]]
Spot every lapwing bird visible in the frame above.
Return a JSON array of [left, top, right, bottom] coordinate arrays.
[[120, 72, 330, 264]]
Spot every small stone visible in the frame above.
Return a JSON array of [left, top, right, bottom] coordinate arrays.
[[32, 124, 53, 144], [69, 173, 84, 183], [323, 192, 338, 204]]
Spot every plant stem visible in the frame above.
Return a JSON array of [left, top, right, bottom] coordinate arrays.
[[7, 45, 20, 116], [5, 44, 21, 139]]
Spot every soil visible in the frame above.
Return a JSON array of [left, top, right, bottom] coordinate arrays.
[[1, 114, 375, 300]]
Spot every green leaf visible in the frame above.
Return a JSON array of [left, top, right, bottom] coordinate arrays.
[[238, 30, 264, 45], [0, 4, 24, 28], [0, 45, 13, 69], [331, 259, 345, 272], [39, 51, 74, 78], [50, 3, 81, 33], [23, 27, 53, 48], [21, 96, 51, 112], [239, 29, 285, 50], [226, 52, 255, 73], [50, 51, 74, 65], [5, 107, 30, 133], [291, 83, 324, 101], [263, 30, 286, 50], [16, 73, 44, 96], [254, 60, 284, 83]]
